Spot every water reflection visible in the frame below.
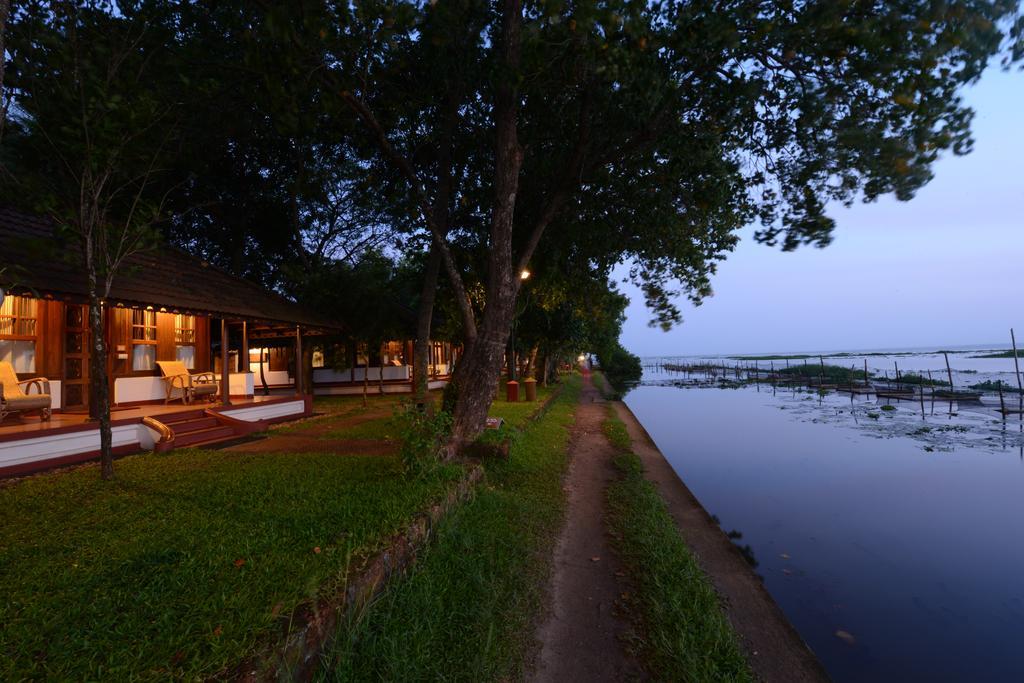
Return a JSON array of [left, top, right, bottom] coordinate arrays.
[[625, 378, 1024, 682]]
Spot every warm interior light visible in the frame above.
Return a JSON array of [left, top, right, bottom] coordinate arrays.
[[520, 269, 531, 280]]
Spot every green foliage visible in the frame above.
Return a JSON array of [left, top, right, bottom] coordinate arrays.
[[319, 376, 583, 681], [602, 405, 633, 453], [603, 416, 752, 681], [0, 447, 463, 679], [970, 380, 1024, 394], [898, 372, 948, 386], [396, 403, 453, 477], [441, 378, 460, 416], [778, 363, 869, 384], [2, 2, 182, 262], [597, 343, 643, 394]]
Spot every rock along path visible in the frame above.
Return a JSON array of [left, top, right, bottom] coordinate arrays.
[[531, 370, 645, 682]]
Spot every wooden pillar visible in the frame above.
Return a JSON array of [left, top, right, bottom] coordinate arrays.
[[240, 321, 249, 375], [295, 325, 304, 395], [220, 318, 231, 405]]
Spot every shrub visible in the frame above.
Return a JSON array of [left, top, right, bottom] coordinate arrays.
[[396, 403, 453, 477]]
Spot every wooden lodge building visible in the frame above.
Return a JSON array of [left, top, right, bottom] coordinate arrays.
[[0, 207, 456, 477]]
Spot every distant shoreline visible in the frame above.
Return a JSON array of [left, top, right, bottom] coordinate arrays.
[[640, 342, 1007, 360]]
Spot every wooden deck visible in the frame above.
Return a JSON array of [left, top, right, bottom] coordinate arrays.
[[0, 395, 312, 478]]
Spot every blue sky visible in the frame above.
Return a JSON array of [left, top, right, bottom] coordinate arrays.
[[618, 65, 1024, 357]]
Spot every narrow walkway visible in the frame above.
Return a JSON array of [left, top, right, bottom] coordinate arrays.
[[531, 371, 644, 682]]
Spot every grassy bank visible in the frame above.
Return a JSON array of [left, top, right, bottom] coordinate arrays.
[[973, 349, 1024, 359], [318, 376, 580, 681], [603, 407, 753, 681], [0, 447, 464, 679]]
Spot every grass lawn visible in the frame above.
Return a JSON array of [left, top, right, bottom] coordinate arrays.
[[0, 446, 464, 679], [272, 393, 411, 436], [489, 381, 555, 428], [603, 406, 753, 681], [318, 376, 580, 681]]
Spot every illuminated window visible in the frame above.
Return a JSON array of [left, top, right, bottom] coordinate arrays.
[[174, 314, 196, 369], [176, 345, 196, 369], [131, 309, 157, 341], [0, 296, 38, 373], [174, 314, 195, 343], [130, 309, 157, 371], [132, 344, 156, 371]]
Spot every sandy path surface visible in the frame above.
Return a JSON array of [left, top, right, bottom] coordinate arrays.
[[531, 372, 644, 682]]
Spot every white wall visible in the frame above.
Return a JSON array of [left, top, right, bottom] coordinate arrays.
[[313, 365, 411, 384], [0, 423, 144, 471], [249, 362, 292, 386], [115, 376, 165, 404], [115, 373, 254, 404], [214, 372, 254, 397], [222, 399, 306, 422]]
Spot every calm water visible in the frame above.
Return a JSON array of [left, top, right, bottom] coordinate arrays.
[[625, 350, 1024, 682]]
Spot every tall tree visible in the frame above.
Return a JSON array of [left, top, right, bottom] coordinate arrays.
[[269, 0, 1021, 452], [2, 1, 182, 479]]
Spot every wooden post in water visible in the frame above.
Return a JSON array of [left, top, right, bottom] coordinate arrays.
[[895, 360, 901, 389], [1011, 329, 1023, 395], [919, 373, 926, 414], [927, 369, 936, 409], [997, 378, 1006, 417], [944, 352, 955, 392], [819, 355, 825, 386], [864, 359, 870, 388]]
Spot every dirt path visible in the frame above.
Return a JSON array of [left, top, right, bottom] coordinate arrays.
[[611, 402, 830, 683], [531, 372, 644, 682]]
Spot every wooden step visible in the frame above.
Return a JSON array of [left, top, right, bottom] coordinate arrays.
[[173, 425, 237, 448], [160, 410, 207, 425], [169, 416, 220, 434]]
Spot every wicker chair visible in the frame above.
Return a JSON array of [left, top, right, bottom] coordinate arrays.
[[0, 361, 52, 423], [156, 360, 218, 405]]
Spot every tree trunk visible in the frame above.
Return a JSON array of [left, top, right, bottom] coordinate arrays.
[[87, 286, 113, 480], [446, 291, 518, 451], [413, 246, 442, 403], [525, 345, 538, 379], [444, 0, 523, 454], [362, 348, 369, 407], [378, 342, 385, 395]]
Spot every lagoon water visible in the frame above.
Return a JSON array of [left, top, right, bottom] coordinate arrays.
[[625, 347, 1024, 682]]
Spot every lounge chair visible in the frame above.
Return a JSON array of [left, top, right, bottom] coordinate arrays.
[[156, 360, 218, 405], [0, 361, 52, 423]]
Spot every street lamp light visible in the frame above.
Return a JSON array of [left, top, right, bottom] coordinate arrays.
[[520, 269, 531, 281]]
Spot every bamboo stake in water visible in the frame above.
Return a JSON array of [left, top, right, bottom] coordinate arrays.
[[864, 359, 870, 388], [919, 372, 926, 415], [819, 355, 826, 385], [944, 352, 955, 392], [1011, 328, 1023, 395], [927, 369, 936, 412], [895, 360, 901, 389]]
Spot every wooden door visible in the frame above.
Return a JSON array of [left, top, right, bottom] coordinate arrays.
[[63, 304, 89, 411]]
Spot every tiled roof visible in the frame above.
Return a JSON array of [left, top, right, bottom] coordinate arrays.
[[0, 206, 337, 330]]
